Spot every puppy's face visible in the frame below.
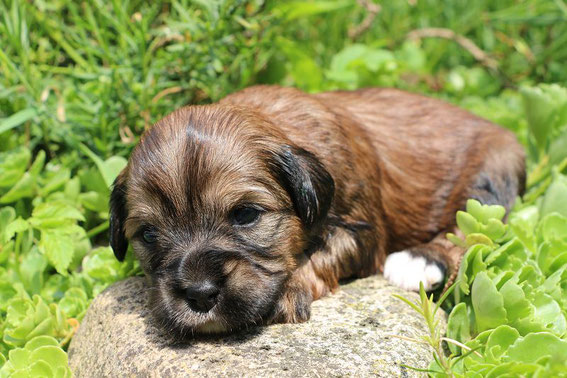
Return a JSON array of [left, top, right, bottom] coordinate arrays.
[[109, 106, 334, 336]]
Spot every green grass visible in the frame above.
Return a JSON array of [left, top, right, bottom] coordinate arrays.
[[0, 0, 566, 376]]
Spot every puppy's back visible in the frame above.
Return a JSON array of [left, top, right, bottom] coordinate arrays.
[[315, 88, 525, 250]]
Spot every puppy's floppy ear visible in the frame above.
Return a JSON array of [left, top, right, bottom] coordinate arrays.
[[271, 145, 335, 230], [109, 170, 128, 261]]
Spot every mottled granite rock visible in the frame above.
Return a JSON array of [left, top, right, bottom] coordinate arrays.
[[68, 276, 446, 377]]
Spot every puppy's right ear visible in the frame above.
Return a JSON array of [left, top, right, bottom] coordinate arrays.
[[109, 170, 128, 261], [270, 145, 335, 232]]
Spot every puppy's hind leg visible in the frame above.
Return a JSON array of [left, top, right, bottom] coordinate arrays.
[[385, 132, 526, 292]]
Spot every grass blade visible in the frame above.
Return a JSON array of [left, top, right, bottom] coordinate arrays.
[[0, 108, 37, 134], [392, 294, 423, 315]]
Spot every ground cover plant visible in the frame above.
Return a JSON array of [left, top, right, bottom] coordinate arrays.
[[396, 85, 567, 373], [0, 0, 566, 376]]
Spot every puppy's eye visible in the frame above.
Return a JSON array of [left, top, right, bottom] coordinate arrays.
[[230, 206, 262, 226], [142, 229, 158, 244]]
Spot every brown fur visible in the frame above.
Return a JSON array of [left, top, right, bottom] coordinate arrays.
[[109, 85, 525, 336]]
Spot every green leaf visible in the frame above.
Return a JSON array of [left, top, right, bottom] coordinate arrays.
[[457, 211, 480, 235], [274, 1, 352, 21], [40, 274, 70, 303], [83, 246, 131, 283], [484, 238, 527, 267], [465, 233, 494, 247], [79, 191, 108, 213], [531, 293, 566, 335], [484, 325, 520, 362], [39, 231, 74, 274], [7, 348, 30, 371], [29, 201, 85, 231], [548, 252, 567, 275], [548, 127, 567, 165], [484, 205, 507, 222], [521, 84, 567, 153], [28, 360, 54, 377], [466, 199, 506, 223], [456, 244, 490, 296], [40, 168, 71, 196], [276, 37, 323, 92], [59, 287, 88, 319], [466, 199, 486, 222], [395, 41, 426, 73], [471, 272, 508, 332], [31, 201, 84, 223], [0, 206, 15, 231], [447, 303, 471, 355], [99, 156, 127, 189], [0, 148, 31, 188], [28, 150, 46, 177], [3, 296, 65, 348], [484, 362, 542, 376], [509, 205, 539, 252], [63, 177, 81, 201], [446, 232, 465, 247], [3, 217, 29, 243], [29, 346, 68, 370], [538, 174, 567, 218], [327, 44, 397, 88], [537, 213, 567, 245], [79, 165, 109, 194], [24, 336, 59, 350], [0, 108, 37, 134], [499, 279, 532, 322], [507, 333, 567, 364], [78, 144, 127, 188], [0, 282, 18, 312], [1, 337, 70, 378], [482, 219, 507, 241], [0, 173, 35, 203], [19, 248, 48, 295]]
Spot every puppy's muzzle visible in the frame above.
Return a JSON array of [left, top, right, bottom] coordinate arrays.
[[168, 249, 226, 313]]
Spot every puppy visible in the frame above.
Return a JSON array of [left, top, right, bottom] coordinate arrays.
[[109, 86, 525, 336]]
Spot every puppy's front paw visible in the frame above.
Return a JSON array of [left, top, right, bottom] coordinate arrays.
[[384, 250, 445, 292], [268, 287, 313, 324]]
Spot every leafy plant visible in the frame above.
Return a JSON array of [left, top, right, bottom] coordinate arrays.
[[393, 82, 567, 376], [391, 283, 480, 376], [0, 336, 72, 377], [396, 196, 567, 376]]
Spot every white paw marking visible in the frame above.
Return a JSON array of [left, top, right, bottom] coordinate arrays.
[[383, 250, 444, 292]]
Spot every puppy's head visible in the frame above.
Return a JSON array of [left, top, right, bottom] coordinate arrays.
[[109, 105, 334, 336]]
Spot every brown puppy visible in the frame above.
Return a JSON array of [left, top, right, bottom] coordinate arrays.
[[109, 85, 525, 336]]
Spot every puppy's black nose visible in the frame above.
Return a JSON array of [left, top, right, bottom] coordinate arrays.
[[185, 281, 220, 313]]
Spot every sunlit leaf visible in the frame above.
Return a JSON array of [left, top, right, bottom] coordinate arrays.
[[471, 272, 508, 332], [39, 231, 74, 274]]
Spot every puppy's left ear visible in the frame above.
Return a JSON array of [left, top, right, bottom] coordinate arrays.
[[271, 145, 335, 230], [109, 170, 129, 261]]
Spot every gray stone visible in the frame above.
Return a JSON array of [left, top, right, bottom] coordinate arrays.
[[68, 275, 446, 377]]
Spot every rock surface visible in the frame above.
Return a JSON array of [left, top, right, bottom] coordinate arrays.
[[68, 276, 445, 377]]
